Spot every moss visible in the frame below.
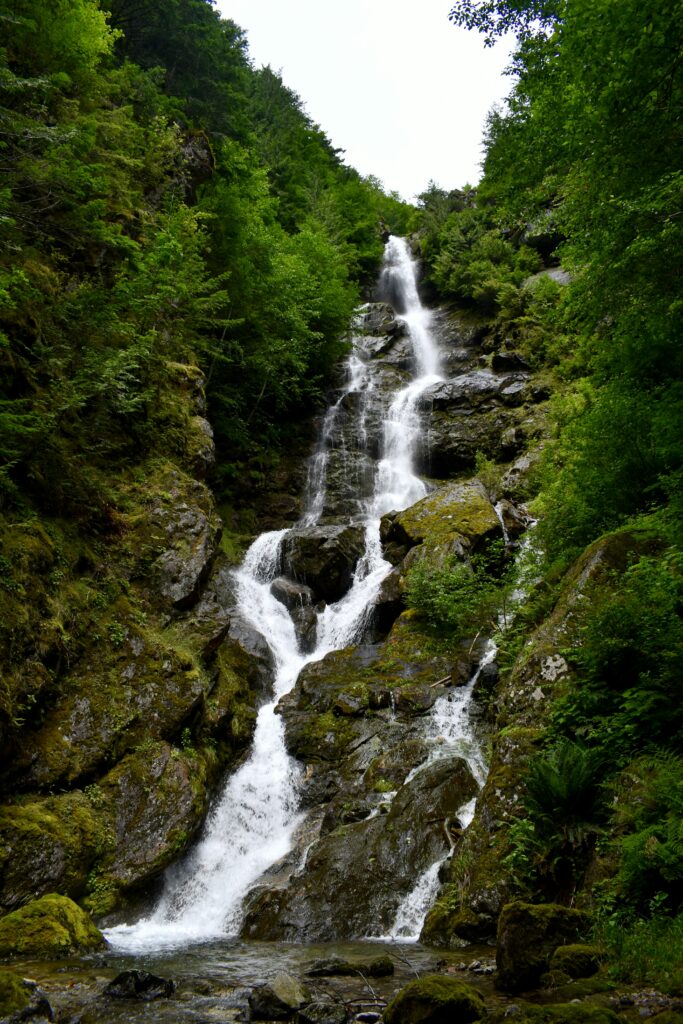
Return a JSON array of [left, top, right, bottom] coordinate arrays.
[[0, 893, 106, 957], [0, 792, 111, 910], [550, 945, 602, 980], [391, 480, 500, 548], [496, 902, 593, 993], [383, 975, 485, 1024], [514, 1003, 621, 1024], [0, 970, 30, 1017]]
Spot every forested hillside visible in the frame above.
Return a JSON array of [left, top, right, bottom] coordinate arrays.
[[413, 0, 683, 989], [0, 0, 409, 520]]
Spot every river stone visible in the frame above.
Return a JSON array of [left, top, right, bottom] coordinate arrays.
[[271, 577, 315, 610], [496, 902, 592, 992], [383, 975, 485, 1024], [283, 525, 366, 603], [306, 955, 394, 977], [249, 972, 310, 1020], [297, 1000, 348, 1024], [0, 894, 106, 958], [104, 970, 176, 1000]]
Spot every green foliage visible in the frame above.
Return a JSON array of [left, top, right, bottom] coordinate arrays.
[[551, 550, 683, 761], [404, 540, 509, 638], [596, 911, 683, 995]]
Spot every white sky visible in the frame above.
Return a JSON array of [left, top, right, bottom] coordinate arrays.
[[215, 0, 514, 202]]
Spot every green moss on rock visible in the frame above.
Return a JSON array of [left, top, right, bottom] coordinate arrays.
[[549, 945, 602, 980], [383, 975, 485, 1024], [0, 970, 31, 1017], [496, 901, 592, 993], [0, 893, 106, 958]]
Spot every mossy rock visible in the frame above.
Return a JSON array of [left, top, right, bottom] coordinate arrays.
[[0, 970, 31, 1018], [383, 975, 485, 1024], [549, 945, 601, 980], [496, 902, 592, 993], [384, 480, 500, 550], [0, 792, 109, 911], [513, 1002, 621, 1024], [0, 893, 106, 958]]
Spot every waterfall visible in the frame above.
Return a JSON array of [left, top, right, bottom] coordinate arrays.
[[106, 236, 445, 952]]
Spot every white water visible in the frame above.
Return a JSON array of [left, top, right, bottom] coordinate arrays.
[[106, 236, 445, 953]]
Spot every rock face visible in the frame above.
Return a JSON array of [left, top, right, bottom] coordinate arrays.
[[0, 894, 106, 958], [242, 755, 478, 940]]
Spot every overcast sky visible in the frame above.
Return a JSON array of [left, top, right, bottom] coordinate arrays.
[[216, 0, 514, 202]]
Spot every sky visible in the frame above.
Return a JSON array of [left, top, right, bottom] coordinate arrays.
[[216, 0, 515, 202]]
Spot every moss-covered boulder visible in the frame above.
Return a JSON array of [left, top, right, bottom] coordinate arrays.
[[383, 975, 485, 1024], [0, 894, 106, 958], [505, 1004, 621, 1024], [83, 741, 212, 916], [248, 971, 310, 1020], [496, 902, 592, 992], [548, 944, 601, 980], [382, 479, 500, 552]]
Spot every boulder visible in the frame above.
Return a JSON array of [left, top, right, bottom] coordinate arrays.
[[382, 480, 501, 551], [104, 969, 176, 1000], [383, 975, 484, 1024], [548, 944, 601, 980], [0, 894, 106, 958], [496, 901, 592, 992], [419, 370, 530, 411], [297, 1000, 348, 1024], [249, 972, 310, 1020], [283, 526, 366, 603], [306, 955, 393, 977]]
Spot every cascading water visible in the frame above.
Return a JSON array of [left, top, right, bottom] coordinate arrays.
[[106, 236, 446, 952]]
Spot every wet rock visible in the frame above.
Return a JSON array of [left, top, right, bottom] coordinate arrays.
[[183, 557, 236, 657], [89, 741, 210, 911], [492, 352, 531, 372], [496, 499, 534, 540], [249, 972, 310, 1020], [0, 894, 106, 958], [186, 415, 215, 477], [271, 578, 316, 611], [298, 1000, 349, 1024], [0, 793, 102, 911], [283, 526, 366, 603], [3, 624, 209, 792], [306, 956, 394, 977], [224, 612, 276, 698], [104, 970, 176, 1000], [496, 901, 592, 992], [383, 975, 484, 1024], [369, 567, 404, 636], [148, 477, 222, 610], [355, 302, 407, 338], [242, 756, 478, 940], [420, 370, 530, 411], [363, 738, 429, 791]]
